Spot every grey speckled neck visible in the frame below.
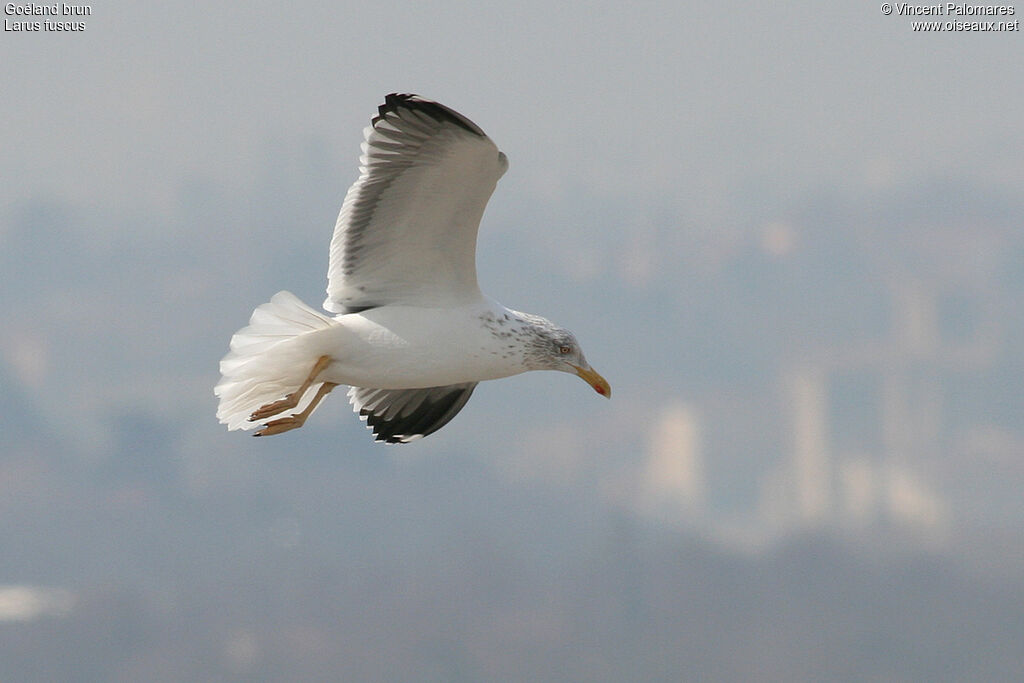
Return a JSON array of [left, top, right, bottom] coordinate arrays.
[[477, 309, 566, 371]]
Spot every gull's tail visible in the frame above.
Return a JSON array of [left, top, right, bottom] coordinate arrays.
[[215, 291, 338, 431]]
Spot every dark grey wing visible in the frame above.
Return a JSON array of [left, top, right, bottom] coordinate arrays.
[[324, 94, 508, 313], [347, 383, 478, 444]]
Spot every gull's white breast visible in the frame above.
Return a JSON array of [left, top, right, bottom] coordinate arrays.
[[316, 300, 530, 390]]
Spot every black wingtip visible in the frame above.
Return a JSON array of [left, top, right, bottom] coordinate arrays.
[[372, 93, 486, 137]]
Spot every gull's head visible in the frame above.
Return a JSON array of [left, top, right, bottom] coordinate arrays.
[[522, 320, 611, 399]]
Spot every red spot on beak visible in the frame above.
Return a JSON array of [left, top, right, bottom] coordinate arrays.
[[594, 385, 606, 395]]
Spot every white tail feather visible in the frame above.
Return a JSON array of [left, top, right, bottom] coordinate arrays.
[[215, 291, 338, 431]]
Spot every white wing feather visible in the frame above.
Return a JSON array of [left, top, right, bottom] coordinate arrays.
[[324, 94, 508, 313]]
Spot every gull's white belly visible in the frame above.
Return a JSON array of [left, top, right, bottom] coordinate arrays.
[[311, 302, 528, 389]]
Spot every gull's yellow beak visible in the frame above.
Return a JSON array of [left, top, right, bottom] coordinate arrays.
[[572, 364, 611, 398]]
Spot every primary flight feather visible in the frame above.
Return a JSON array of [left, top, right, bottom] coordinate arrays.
[[215, 94, 610, 443]]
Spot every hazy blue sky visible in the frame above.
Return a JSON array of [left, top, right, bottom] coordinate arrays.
[[4, 2, 1020, 214]]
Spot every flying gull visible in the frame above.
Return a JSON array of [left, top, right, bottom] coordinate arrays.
[[215, 93, 610, 443]]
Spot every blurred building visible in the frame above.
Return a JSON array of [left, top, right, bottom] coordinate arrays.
[[637, 401, 705, 528]]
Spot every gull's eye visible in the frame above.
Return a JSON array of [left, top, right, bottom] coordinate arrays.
[[559, 345, 572, 355]]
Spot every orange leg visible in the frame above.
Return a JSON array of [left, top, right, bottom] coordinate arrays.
[[249, 355, 333, 422], [254, 381, 338, 437]]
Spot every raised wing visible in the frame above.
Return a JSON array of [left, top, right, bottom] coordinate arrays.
[[347, 383, 478, 443], [324, 94, 508, 313]]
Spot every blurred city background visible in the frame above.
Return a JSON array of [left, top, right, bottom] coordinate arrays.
[[2, 2, 1022, 681]]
